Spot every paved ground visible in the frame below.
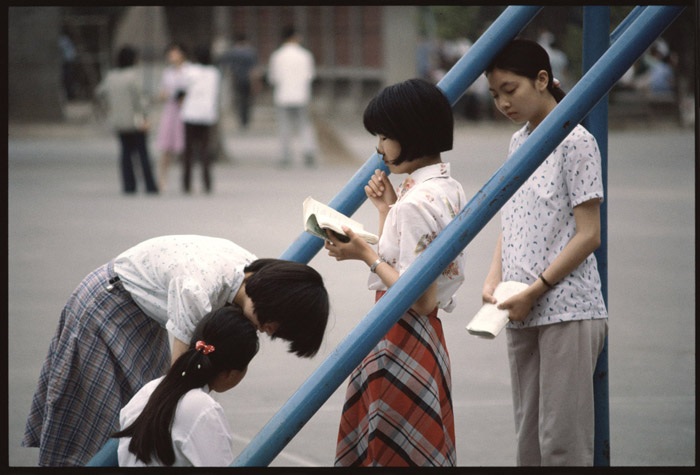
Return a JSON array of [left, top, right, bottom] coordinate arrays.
[[7, 102, 695, 468]]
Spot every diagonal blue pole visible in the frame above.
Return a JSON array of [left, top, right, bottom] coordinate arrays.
[[582, 6, 611, 466], [85, 438, 119, 467], [610, 6, 646, 44], [233, 5, 685, 466], [279, 5, 543, 263]]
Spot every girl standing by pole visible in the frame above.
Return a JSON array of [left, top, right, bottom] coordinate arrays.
[[113, 306, 259, 466], [324, 78, 466, 466], [482, 38, 608, 466]]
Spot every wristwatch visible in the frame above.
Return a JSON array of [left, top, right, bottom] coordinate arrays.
[[370, 258, 384, 273]]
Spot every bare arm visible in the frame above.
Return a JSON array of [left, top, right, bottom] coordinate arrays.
[[364, 169, 396, 239], [171, 336, 189, 365], [482, 232, 503, 304], [499, 199, 602, 321], [324, 227, 438, 315]]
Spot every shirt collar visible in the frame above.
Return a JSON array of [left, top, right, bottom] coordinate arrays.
[[396, 162, 451, 200], [227, 263, 248, 305]]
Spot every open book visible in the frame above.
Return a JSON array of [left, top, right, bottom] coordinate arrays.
[[465, 281, 529, 339], [303, 196, 379, 244]]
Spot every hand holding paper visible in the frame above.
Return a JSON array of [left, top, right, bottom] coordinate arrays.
[[466, 281, 529, 339]]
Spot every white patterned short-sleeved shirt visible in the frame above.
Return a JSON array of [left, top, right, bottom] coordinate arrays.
[[368, 162, 466, 312], [502, 124, 608, 328], [113, 235, 257, 343]]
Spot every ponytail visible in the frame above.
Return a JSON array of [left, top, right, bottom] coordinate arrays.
[[548, 78, 566, 103], [112, 306, 258, 465]]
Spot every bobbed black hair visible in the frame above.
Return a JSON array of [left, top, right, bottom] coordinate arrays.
[[244, 259, 329, 358], [117, 45, 138, 69], [363, 78, 454, 166], [111, 306, 258, 466], [485, 38, 566, 103]]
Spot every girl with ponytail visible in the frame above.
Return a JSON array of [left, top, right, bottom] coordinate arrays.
[[112, 306, 259, 466], [482, 38, 608, 465]]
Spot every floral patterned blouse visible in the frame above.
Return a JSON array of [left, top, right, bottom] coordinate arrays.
[[113, 235, 257, 344], [502, 124, 608, 328], [368, 162, 466, 312]]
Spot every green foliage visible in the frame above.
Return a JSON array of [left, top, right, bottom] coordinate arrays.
[[430, 6, 480, 40], [421, 6, 507, 41]]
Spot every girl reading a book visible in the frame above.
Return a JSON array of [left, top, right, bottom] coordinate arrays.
[[481, 38, 608, 466], [324, 78, 466, 466], [113, 306, 259, 466]]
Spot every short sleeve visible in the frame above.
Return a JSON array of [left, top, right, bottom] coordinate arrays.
[[165, 276, 213, 344], [178, 404, 234, 466], [564, 131, 604, 207], [395, 200, 441, 275]]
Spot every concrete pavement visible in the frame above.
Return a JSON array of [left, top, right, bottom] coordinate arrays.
[[8, 102, 695, 467]]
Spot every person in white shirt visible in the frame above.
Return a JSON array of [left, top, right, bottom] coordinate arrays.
[[22, 234, 329, 466], [113, 306, 258, 466], [268, 26, 318, 167], [323, 79, 466, 466], [482, 38, 607, 466], [180, 45, 221, 193]]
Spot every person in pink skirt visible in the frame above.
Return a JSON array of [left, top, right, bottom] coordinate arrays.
[[155, 43, 190, 192]]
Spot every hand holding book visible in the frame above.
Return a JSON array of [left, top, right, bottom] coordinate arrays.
[[303, 196, 379, 244]]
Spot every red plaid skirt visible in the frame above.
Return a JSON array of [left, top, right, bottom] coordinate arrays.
[[335, 291, 455, 466]]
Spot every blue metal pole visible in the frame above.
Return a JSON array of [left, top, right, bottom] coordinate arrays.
[[233, 5, 685, 466], [85, 437, 119, 467], [610, 6, 646, 44], [279, 5, 543, 263], [582, 6, 611, 466]]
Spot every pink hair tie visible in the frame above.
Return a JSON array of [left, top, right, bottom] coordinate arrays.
[[195, 340, 215, 355], [553, 77, 561, 88]]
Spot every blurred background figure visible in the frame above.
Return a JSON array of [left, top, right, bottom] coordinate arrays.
[[180, 45, 221, 194], [95, 45, 159, 195], [155, 43, 190, 192], [641, 41, 676, 95], [268, 26, 318, 168], [59, 27, 78, 101], [416, 35, 438, 82], [434, 37, 491, 121], [218, 34, 259, 131]]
